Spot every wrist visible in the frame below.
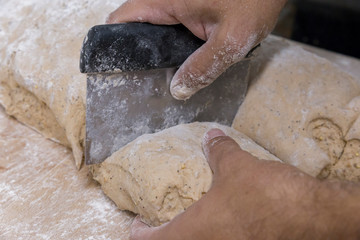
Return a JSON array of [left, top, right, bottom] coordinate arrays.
[[311, 180, 360, 239], [279, 178, 360, 239]]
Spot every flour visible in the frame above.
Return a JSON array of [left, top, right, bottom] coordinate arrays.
[[1, 106, 133, 239]]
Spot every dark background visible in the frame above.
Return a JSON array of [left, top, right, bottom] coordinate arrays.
[[273, 0, 360, 58]]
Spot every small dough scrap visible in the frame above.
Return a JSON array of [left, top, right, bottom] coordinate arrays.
[[233, 36, 360, 177], [90, 122, 280, 226]]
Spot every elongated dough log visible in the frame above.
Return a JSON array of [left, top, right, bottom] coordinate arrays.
[[91, 122, 280, 226]]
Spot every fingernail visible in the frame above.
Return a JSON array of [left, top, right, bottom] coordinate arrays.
[[202, 129, 226, 161], [203, 129, 226, 144], [170, 84, 194, 100]]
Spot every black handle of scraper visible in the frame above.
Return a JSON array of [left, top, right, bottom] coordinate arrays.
[[80, 23, 205, 73]]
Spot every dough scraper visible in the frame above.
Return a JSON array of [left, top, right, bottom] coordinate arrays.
[[80, 23, 255, 165]]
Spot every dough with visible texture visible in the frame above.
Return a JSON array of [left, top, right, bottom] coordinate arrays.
[[2, 1, 360, 229], [232, 37, 360, 179], [0, 0, 126, 169], [90, 122, 280, 226]]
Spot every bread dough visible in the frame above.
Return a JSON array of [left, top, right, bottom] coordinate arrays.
[[1, 0, 359, 179], [90, 122, 280, 226], [232, 37, 360, 179], [0, 0, 126, 169], [2, 1, 360, 228]]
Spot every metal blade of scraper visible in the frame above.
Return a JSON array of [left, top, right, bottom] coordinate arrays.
[[85, 61, 250, 165], [81, 22, 256, 164]]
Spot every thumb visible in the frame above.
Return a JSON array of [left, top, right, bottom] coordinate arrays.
[[170, 29, 250, 100], [202, 129, 253, 182]]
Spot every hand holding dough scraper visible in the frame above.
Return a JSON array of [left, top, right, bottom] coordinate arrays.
[[80, 23, 255, 165]]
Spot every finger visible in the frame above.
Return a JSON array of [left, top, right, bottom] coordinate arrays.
[[202, 128, 255, 180], [106, 0, 179, 25], [130, 216, 154, 240], [169, 28, 252, 100]]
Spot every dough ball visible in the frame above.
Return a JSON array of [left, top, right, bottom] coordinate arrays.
[[233, 36, 360, 178], [90, 122, 280, 226]]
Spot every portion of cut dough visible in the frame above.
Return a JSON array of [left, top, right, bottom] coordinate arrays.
[[90, 122, 281, 226], [0, 0, 126, 168], [232, 37, 360, 178]]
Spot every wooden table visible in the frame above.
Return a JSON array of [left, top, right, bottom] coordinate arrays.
[[0, 106, 133, 239]]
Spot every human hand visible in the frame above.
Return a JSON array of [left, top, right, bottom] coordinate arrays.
[[129, 129, 360, 240], [106, 0, 287, 100]]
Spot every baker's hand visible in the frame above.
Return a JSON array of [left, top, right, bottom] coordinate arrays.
[[130, 129, 360, 240], [107, 0, 287, 100]]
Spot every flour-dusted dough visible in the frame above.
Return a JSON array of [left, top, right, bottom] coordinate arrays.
[[2, 1, 359, 178], [90, 122, 280, 226], [232, 37, 360, 179], [2, 1, 360, 230], [0, 0, 126, 168]]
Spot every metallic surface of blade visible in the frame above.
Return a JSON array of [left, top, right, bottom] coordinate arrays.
[[86, 60, 250, 165]]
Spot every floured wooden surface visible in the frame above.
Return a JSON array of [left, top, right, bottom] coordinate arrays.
[[0, 107, 133, 239]]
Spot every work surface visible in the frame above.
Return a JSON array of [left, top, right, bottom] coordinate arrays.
[[0, 107, 133, 239], [1, 41, 360, 239]]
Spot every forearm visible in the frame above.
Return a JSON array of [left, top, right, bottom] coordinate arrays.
[[275, 177, 360, 239], [316, 180, 360, 239], [288, 180, 360, 239]]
